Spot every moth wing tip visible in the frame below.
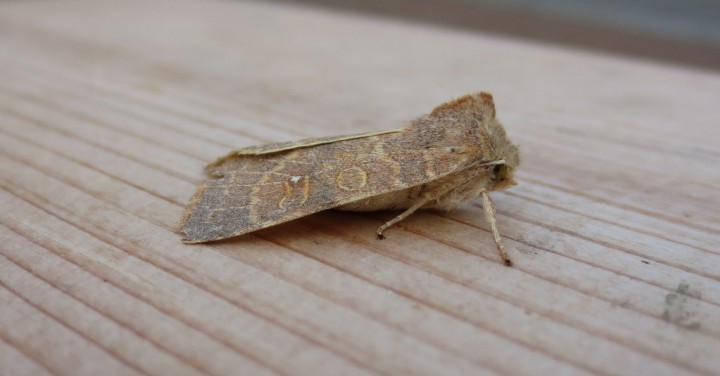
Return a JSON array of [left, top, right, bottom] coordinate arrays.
[[204, 150, 241, 171], [177, 225, 195, 243], [174, 216, 188, 234]]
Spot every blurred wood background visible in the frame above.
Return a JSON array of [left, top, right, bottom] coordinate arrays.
[[1, 1, 719, 375], [279, 0, 720, 71]]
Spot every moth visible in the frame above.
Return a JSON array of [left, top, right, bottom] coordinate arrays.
[[179, 92, 520, 266]]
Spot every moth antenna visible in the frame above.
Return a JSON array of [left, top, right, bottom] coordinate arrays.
[[478, 159, 506, 167]]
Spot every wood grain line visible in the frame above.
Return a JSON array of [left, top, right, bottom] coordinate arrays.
[[0, 119, 188, 206], [0, 232, 218, 376], [0, 54, 283, 144], [0, 256, 161, 376], [0, 280, 145, 376], [0, 97, 200, 183], [498, 207, 720, 281], [4, 88, 215, 163], [0, 327, 58, 376], [509, 181, 719, 253]]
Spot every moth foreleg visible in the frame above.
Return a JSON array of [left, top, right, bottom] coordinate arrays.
[[481, 191, 513, 267], [376, 197, 431, 240], [375, 181, 459, 239]]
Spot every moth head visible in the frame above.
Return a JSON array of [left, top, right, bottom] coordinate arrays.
[[428, 92, 520, 190], [489, 161, 517, 190], [485, 121, 520, 191]]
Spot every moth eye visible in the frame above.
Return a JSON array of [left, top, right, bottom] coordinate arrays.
[[493, 164, 508, 181]]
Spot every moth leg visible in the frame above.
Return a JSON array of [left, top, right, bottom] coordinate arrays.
[[481, 191, 513, 267], [376, 197, 431, 240]]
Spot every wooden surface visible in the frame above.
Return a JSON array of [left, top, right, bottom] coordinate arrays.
[[1, 1, 719, 375]]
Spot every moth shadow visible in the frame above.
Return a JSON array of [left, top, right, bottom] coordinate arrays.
[[199, 209, 438, 255], [326, 208, 439, 236], [199, 211, 351, 246]]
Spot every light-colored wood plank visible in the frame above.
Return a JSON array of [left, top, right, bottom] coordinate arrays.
[[0, 280, 143, 376], [0, 0, 718, 375], [0, 335, 54, 376], [0, 252, 205, 376], [0, 224, 280, 376]]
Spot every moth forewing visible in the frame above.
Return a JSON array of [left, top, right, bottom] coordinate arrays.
[[205, 129, 404, 171], [179, 92, 520, 266]]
